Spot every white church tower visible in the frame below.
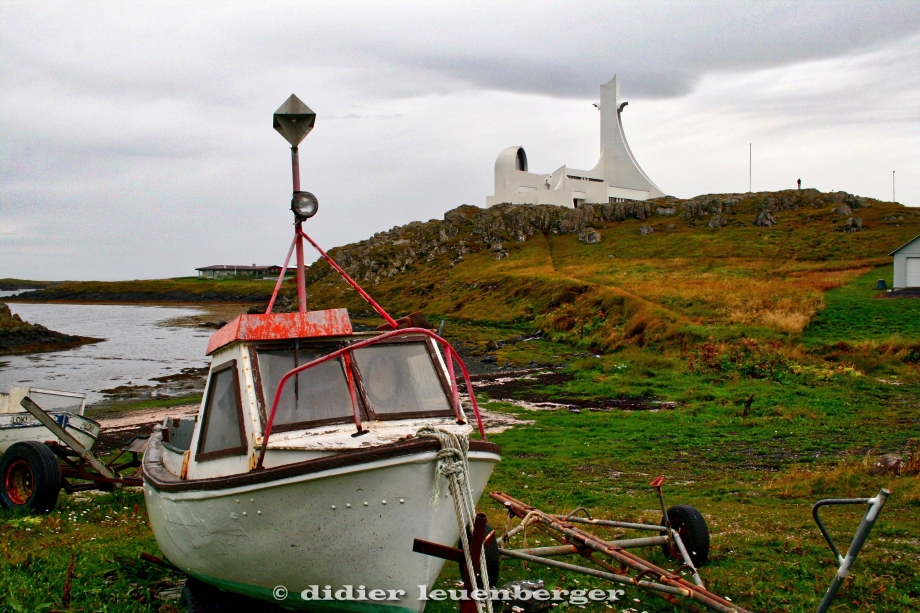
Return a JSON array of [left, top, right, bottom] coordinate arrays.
[[487, 76, 664, 208]]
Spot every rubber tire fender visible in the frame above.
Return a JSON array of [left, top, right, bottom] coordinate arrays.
[[0, 441, 62, 513], [660, 504, 710, 568]]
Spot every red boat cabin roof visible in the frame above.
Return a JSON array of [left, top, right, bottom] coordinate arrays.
[[206, 309, 353, 354]]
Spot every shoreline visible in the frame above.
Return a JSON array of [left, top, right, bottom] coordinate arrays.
[[1, 301, 104, 356], [3, 298, 262, 306]]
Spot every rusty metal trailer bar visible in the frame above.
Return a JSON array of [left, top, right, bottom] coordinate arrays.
[[491, 490, 749, 613], [20, 396, 144, 493], [488, 485, 890, 613]]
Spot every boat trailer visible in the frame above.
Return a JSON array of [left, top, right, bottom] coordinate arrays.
[[485, 479, 889, 613], [1, 396, 145, 512]]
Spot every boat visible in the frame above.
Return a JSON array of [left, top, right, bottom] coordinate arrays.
[[142, 95, 501, 612], [0, 386, 100, 453]]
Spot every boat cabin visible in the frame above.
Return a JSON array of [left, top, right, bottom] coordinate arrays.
[[160, 309, 472, 481]]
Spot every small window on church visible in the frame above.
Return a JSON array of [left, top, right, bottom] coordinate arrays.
[[196, 360, 247, 461]]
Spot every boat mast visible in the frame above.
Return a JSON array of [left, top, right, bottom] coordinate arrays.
[[291, 146, 307, 312], [273, 95, 318, 313]]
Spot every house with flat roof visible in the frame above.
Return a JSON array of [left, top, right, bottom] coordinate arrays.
[[195, 265, 293, 279]]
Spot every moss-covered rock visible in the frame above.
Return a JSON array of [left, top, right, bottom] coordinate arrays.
[[0, 303, 99, 355]]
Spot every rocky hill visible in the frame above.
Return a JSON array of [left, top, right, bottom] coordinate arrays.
[[296, 189, 919, 354], [306, 189, 897, 286], [0, 303, 100, 355]]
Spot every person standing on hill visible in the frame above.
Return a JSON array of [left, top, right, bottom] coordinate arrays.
[[797, 178, 801, 190]]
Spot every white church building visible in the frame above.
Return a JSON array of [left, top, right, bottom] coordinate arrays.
[[487, 76, 665, 208]]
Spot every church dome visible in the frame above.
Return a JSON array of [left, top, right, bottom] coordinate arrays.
[[495, 146, 527, 173]]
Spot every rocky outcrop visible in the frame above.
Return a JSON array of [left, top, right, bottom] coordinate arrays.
[[578, 227, 602, 244], [838, 217, 864, 233], [835, 204, 853, 216], [754, 210, 777, 227], [0, 303, 99, 355], [303, 189, 887, 286]]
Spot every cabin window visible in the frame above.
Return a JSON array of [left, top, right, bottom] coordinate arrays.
[[352, 341, 453, 419], [196, 360, 247, 461], [256, 347, 356, 429]]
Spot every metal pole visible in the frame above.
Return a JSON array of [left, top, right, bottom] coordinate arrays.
[[814, 489, 889, 613], [291, 146, 301, 192], [893, 170, 895, 202], [265, 234, 298, 314], [748, 143, 751, 193], [291, 145, 307, 313]]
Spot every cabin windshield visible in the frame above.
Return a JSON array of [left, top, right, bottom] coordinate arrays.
[[254, 338, 455, 429], [352, 342, 452, 418], [256, 347, 355, 428]]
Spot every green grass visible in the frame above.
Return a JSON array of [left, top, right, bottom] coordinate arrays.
[[804, 264, 920, 344], [420, 354, 920, 613], [7, 277, 276, 303], [0, 489, 180, 612]]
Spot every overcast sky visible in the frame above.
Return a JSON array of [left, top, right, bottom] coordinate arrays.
[[2, 1, 919, 280]]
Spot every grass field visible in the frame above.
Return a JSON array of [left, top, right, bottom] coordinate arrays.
[[4, 276, 276, 303], [1, 192, 918, 612]]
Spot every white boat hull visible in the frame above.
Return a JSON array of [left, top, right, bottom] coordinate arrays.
[[144, 435, 500, 613], [0, 412, 99, 454]]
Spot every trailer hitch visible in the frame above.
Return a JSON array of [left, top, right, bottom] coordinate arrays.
[[812, 488, 889, 613]]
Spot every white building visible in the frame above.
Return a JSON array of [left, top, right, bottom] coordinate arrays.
[[890, 233, 920, 288], [487, 76, 665, 208]]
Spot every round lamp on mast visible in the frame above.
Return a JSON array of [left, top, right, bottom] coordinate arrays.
[[291, 191, 319, 220]]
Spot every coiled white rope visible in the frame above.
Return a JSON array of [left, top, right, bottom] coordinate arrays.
[[417, 427, 494, 613]]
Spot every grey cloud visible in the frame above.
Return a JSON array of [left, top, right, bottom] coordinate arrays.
[[8, 1, 917, 105], [1, 1, 918, 280], [332, 1, 920, 100]]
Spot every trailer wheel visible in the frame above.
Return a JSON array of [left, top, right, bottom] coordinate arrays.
[[661, 505, 709, 568], [0, 441, 62, 513], [459, 522, 501, 589], [181, 578, 222, 613]]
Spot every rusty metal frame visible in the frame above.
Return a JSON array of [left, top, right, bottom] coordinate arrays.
[[19, 396, 145, 492], [48, 438, 145, 492], [298, 229, 399, 329], [413, 511, 495, 613], [490, 491, 752, 613]]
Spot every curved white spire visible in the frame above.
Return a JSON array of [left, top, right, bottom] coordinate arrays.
[[599, 76, 664, 197]]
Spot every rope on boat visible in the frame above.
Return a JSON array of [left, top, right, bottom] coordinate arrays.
[[417, 427, 494, 613]]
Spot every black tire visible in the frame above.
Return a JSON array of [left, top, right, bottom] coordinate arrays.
[[459, 522, 501, 590], [0, 441, 62, 513], [660, 504, 709, 568]]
